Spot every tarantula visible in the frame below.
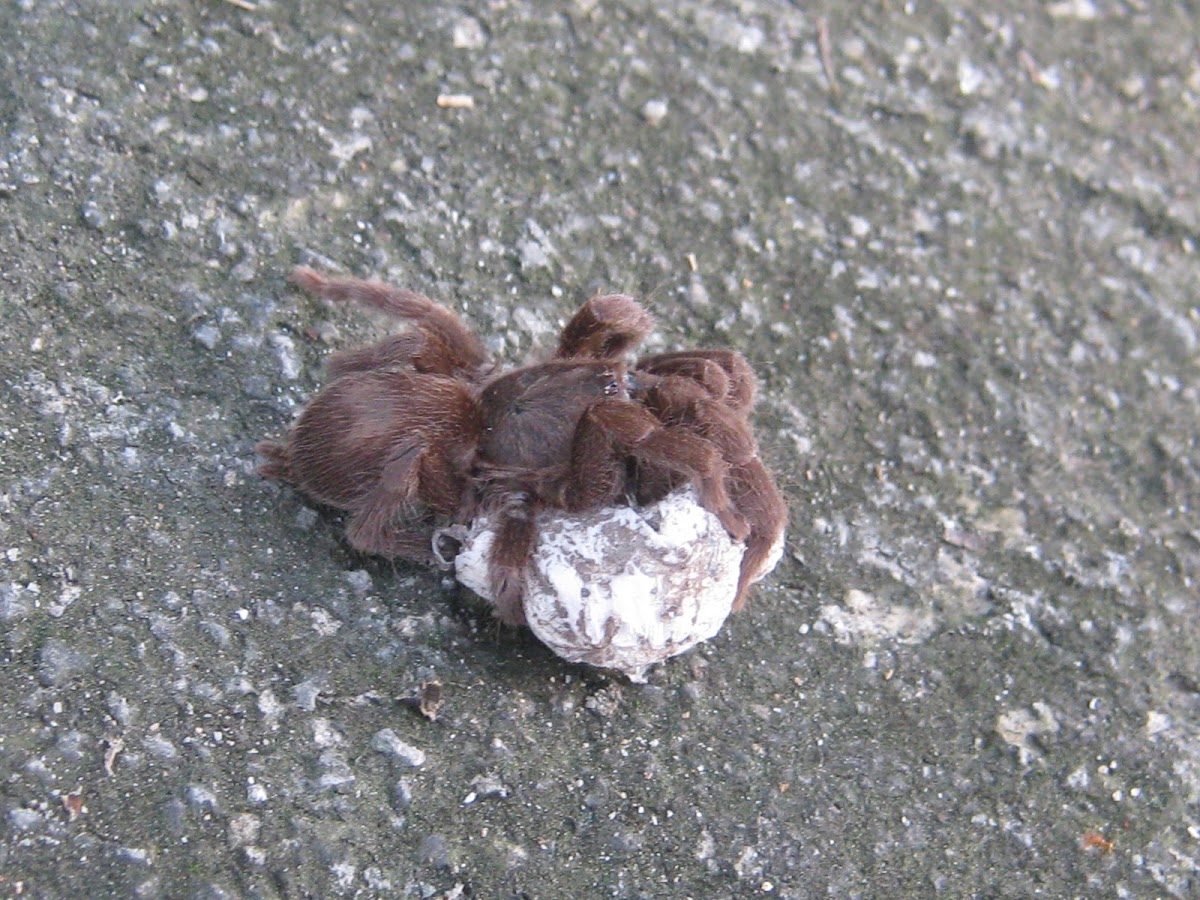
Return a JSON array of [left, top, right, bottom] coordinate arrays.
[[257, 267, 786, 626]]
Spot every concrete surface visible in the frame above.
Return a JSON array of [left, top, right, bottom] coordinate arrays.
[[2, 1, 1198, 897]]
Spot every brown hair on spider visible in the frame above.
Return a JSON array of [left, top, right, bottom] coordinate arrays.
[[257, 267, 787, 627]]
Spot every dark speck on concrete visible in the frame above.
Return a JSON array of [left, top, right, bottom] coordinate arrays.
[[1, 1, 1198, 898]]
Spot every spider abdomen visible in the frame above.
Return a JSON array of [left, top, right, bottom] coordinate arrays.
[[285, 370, 478, 514]]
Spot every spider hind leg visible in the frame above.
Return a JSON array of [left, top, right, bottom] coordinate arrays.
[[290, 266, 487, 376]]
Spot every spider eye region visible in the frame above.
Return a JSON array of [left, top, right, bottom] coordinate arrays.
[[603, 369, 637, 398]]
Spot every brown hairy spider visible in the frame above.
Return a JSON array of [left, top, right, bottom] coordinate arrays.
[[257, 267, 787, 626]]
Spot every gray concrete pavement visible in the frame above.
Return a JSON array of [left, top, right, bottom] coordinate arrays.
[[2, 1, 1198, 896]]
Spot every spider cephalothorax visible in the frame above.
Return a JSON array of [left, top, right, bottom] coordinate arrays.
[[257, 267, 786, 626]]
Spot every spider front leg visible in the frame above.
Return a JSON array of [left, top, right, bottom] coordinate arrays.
[[563, 399, 750, 541], [636, 349, 758, 410], [290, 266, 488, 377], [637, 373, 759, 466]]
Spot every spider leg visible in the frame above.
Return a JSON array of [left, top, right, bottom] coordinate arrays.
[[290, 266, 488, 377], [255, 439, 294, 482], [640, 374, 759, 465], [636, 431, 749, 541], [556, 294, 655, 360], [560, 401, 637, 510], [326, 333, 427, 378], [636, 349, 758, 410], [345, 440, 437, 562], [565, 399, 750, 540], [727, 458, 788, 611], [637, 357, 730, 402], [634, 365, 783, 606], [485, 490, 538, 626]]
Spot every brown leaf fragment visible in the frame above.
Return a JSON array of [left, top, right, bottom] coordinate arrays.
[[398, 679, 445, 721], [62, 791, 84, 821], [1083, 831, 1114, 853], [418, 680, 444, 721]]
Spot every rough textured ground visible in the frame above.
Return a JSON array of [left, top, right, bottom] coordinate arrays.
[[2, 1, 1198, 897]]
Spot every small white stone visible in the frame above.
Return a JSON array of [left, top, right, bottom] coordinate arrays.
[[452, 16, 487, 49], [641, 98, 669, 126], [445, 488, 770, 681], [1046, 0, 1097, 19]]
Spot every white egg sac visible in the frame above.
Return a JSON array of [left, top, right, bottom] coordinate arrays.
[[448, 488, 752, 681]]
